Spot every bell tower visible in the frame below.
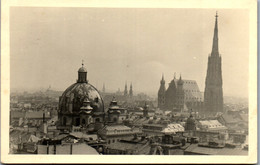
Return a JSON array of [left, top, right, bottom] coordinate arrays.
[[158, 74, 166, 109]]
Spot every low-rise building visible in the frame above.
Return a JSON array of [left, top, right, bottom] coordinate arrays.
[[97, 125, 142, 144]]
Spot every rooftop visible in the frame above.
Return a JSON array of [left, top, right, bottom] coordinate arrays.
[[185, 144, 248, 155]]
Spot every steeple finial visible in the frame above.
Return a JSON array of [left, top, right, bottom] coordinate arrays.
[[82, 60, 84, 67]]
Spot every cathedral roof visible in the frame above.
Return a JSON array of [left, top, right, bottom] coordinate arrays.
[[169, 79, 203, 101]]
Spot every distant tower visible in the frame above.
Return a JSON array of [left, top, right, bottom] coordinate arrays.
[[204, 12, 224, 115], [124, 82, 128, 96], [176, 75, 185, 111], [102, 83, 106, 93], [129, 83, 133, 97], [158, 74, 166, 109], [185, 109, 196, 133], [108, 97, 121, 123], [143, 102, 149, 118]]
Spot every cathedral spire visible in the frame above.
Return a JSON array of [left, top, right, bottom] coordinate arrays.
[[161, 73, 165, 84], [204, 13, 223, 115], [211, 11, 219, 55], [124, 81, 128, 96], [129, 82, 133, 97]]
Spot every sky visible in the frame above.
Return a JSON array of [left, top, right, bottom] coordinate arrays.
[[10, 7, 249, 98]]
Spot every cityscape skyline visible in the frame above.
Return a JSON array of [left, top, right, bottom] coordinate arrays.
[[10, 8, 249, 98], [5, 2, 255, 160]]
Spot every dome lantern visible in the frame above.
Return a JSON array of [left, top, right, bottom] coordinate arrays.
[[77, 61, 88, 83]]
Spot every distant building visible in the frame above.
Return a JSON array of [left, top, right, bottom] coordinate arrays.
[[158, 75, 203, 112], [104, 137, 152, 155], [97, 125, 142, 144], [10, 111, 51, 127], [143, 122, 184, 137], [203, 13, 224, 115]]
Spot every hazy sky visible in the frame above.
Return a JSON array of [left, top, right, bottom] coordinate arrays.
[[10, 7, 249, 98]]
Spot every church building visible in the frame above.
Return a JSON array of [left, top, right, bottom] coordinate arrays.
[[158, 74, 203, 112], [57, 63, 105, 133]]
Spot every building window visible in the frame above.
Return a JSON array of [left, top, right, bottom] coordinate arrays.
[[63, 117, 67, 125], [96, 118, 100, 123]]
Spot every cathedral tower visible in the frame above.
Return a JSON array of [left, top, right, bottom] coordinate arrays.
[[124, 82, 128, 96], [129, 83, 133, 97], [204, 12, 224, 115], [176, 75, 185, 111], [158, 74, 166, 109]]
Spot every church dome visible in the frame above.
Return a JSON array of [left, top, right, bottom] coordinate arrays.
[[59, 63, 105, 114], [78, 66, 87, 72], [59, 83, 105, 114]]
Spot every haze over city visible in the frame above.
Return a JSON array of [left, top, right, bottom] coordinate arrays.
[[10, 8, 249, 98]]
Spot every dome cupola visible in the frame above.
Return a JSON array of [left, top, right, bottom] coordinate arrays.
[[77, 61, 88, 83]]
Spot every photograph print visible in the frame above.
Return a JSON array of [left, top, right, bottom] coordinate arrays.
[[2, 0, 257, 164]]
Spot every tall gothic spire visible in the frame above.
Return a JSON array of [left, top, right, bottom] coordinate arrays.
[[129, 82, 133, 97], [204, 12, 223, 115], [161, 73, 165, 84], [211, 11, 219, 55], [124, 82, 128, 96]]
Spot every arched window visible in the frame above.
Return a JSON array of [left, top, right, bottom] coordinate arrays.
[[63, 117, 67, 125]]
